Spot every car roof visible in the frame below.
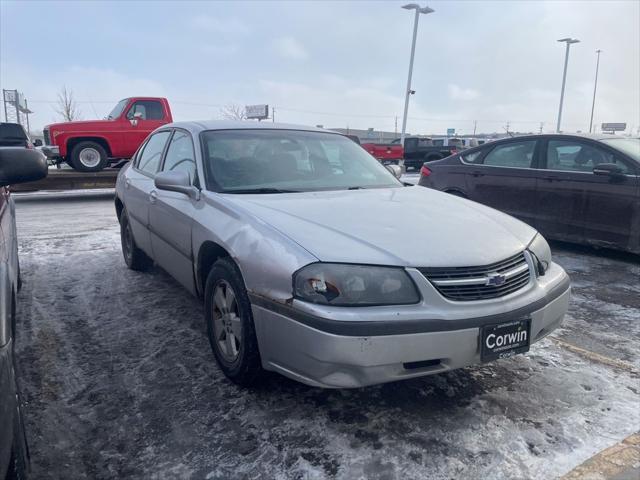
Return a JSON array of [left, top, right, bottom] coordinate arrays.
[[161, 120, 337, 135], [484, 133, 636, 143]]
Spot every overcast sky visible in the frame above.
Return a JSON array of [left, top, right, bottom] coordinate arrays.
[[1, 0, 638, 135]]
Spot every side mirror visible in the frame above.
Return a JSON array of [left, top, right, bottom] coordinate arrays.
[[593, 163, 624, 177], [0, 149, 48, 186], [33, 139, 43, 147], [129, 112, 143, 126], [386, 164, 403, 179], [154, 171, 200, 200]]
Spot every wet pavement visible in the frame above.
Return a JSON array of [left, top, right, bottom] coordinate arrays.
[[12, 192, 640, 480]]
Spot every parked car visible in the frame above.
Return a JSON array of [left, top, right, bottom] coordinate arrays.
[[360, 141, 404, 165], [0, 147, 48, 479], [0, 123, 34, 150], [41, 97, 173, 172], [391, 136, 458, 170], [418, 134, 640, 254], [115, 121, 570, 388]]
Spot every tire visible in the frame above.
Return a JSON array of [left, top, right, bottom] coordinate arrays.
[[446, 190, 468, 199], [6, 394, 28, 480], [119, 209, 152, 271], [204, 258, 262, 386], [69, 141, 108, 172]]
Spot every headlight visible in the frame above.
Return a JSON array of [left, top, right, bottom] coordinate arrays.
[[293, 263, 420, 306], [528, 233, 552, 276]]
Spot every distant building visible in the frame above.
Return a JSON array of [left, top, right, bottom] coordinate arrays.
[[328, 128, 403, 144]]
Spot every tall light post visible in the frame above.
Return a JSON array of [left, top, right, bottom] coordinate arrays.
[[556, 37, 580, 133], [399, 3, 434, 165], [589, 49, 602, 133]]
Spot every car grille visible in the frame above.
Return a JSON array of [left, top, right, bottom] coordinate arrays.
[[418, 251, 531, 301], [43, 128, 51, 145]]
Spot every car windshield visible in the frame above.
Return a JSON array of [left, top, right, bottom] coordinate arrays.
[[107, 99, 129, 120], [201, 129, 402, 193], [599, 137, 640, 162]]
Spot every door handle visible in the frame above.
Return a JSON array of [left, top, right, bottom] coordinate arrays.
[[125, 179, 131, 189], [471, 171, 484, 177], [149, 190, 158, 204]]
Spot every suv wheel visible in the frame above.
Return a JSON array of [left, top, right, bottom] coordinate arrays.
[[205, 258, 262, 386], [119, 209, 152, 271], [70, 141, 108, 172]]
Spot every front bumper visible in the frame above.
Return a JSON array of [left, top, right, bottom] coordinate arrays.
[[39, 145, 60, 158], [251, 263, 570, 388]]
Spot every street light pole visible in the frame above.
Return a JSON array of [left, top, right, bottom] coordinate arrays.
[[556, 37, 580, 133], [589, 49, 602, 134], [399, 3, 434, 167]]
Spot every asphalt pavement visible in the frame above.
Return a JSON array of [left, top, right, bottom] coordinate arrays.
[[12, 192, 640, 480]]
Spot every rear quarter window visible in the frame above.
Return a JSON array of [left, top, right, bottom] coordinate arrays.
[[461, 149, 484, 164]]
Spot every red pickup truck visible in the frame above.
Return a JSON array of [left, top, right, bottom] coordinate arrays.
[[360, 142, 404, 164], [43, 97, 173, 172]]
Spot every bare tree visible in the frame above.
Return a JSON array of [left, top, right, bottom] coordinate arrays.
[[220, 104, 246, 121], [55, 86, 81, 122]]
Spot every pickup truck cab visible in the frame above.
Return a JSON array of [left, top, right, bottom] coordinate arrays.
[[43, 97, 173, 172], [392, 137, 458, 171]]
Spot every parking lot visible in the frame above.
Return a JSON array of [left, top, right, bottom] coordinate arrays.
[[12, 192, 640, 480]]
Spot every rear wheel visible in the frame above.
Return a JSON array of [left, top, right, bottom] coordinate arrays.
[[205, 258, 262, 386], [69, 141, 108, 172], [119, 209, 152, 271]]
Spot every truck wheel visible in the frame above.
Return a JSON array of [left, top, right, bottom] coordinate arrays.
[[205, 258, 262, 387], [70, 141, 108, 172], [120, 209, 152, 271]]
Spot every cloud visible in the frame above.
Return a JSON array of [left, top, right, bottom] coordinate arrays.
[[448, 84, 480, 101], [190, 15, 249, 35], [272, 36, 308, 60]]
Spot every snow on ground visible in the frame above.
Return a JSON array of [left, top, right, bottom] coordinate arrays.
[[13, 193, 640, 480]]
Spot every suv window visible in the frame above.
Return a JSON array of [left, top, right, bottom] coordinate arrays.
[[162, 130, 197, 183], [137, 131, 171, 174], [482, 140, 536, 168], [126, 100, 165, 120], [545, 139, 630, 174], [0, 122, 28, 147]]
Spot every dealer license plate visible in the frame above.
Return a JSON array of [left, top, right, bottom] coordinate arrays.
[[481, 319, 531, 362]]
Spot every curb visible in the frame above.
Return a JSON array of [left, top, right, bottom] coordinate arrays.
[[560, 433, 640, 480]]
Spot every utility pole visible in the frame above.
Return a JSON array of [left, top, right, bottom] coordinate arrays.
[[473, 120, 477, 136], [395, 116, 398, 136], [589, 49, 602, 134], [399, 3, 434, 168], [556, 38, 580, 133], [539, 122, 544, 134]]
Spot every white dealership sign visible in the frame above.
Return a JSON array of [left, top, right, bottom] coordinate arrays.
[[245, 104, 269, 120]]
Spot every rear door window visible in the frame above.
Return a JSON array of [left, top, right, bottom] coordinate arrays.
[[481, 140, 537, 168], [136, 131, 171, 174]]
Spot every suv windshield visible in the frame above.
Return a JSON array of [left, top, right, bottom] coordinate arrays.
[[107, 99, 129, 120], [599, 137, 640, 162], [0, 122, 28, 147], [201, 129, 401, 193]]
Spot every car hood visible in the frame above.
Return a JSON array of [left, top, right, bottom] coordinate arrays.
[[45, 119, 112, 130], [225, 186, 537, 267]]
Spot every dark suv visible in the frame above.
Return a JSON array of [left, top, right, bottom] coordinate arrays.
[[0, 147, 47, 479], [0, 123, 33, 149], [418, 134, 640, 254]]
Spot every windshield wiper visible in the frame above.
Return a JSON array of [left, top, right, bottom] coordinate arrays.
[[223, 187, 300, 194]]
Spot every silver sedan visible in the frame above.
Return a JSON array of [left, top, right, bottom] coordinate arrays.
[[115, 121, 570, 388]]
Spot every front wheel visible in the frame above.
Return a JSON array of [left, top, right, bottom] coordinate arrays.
[[205, 258, 262, 386], [69, 141, 108, 172]]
